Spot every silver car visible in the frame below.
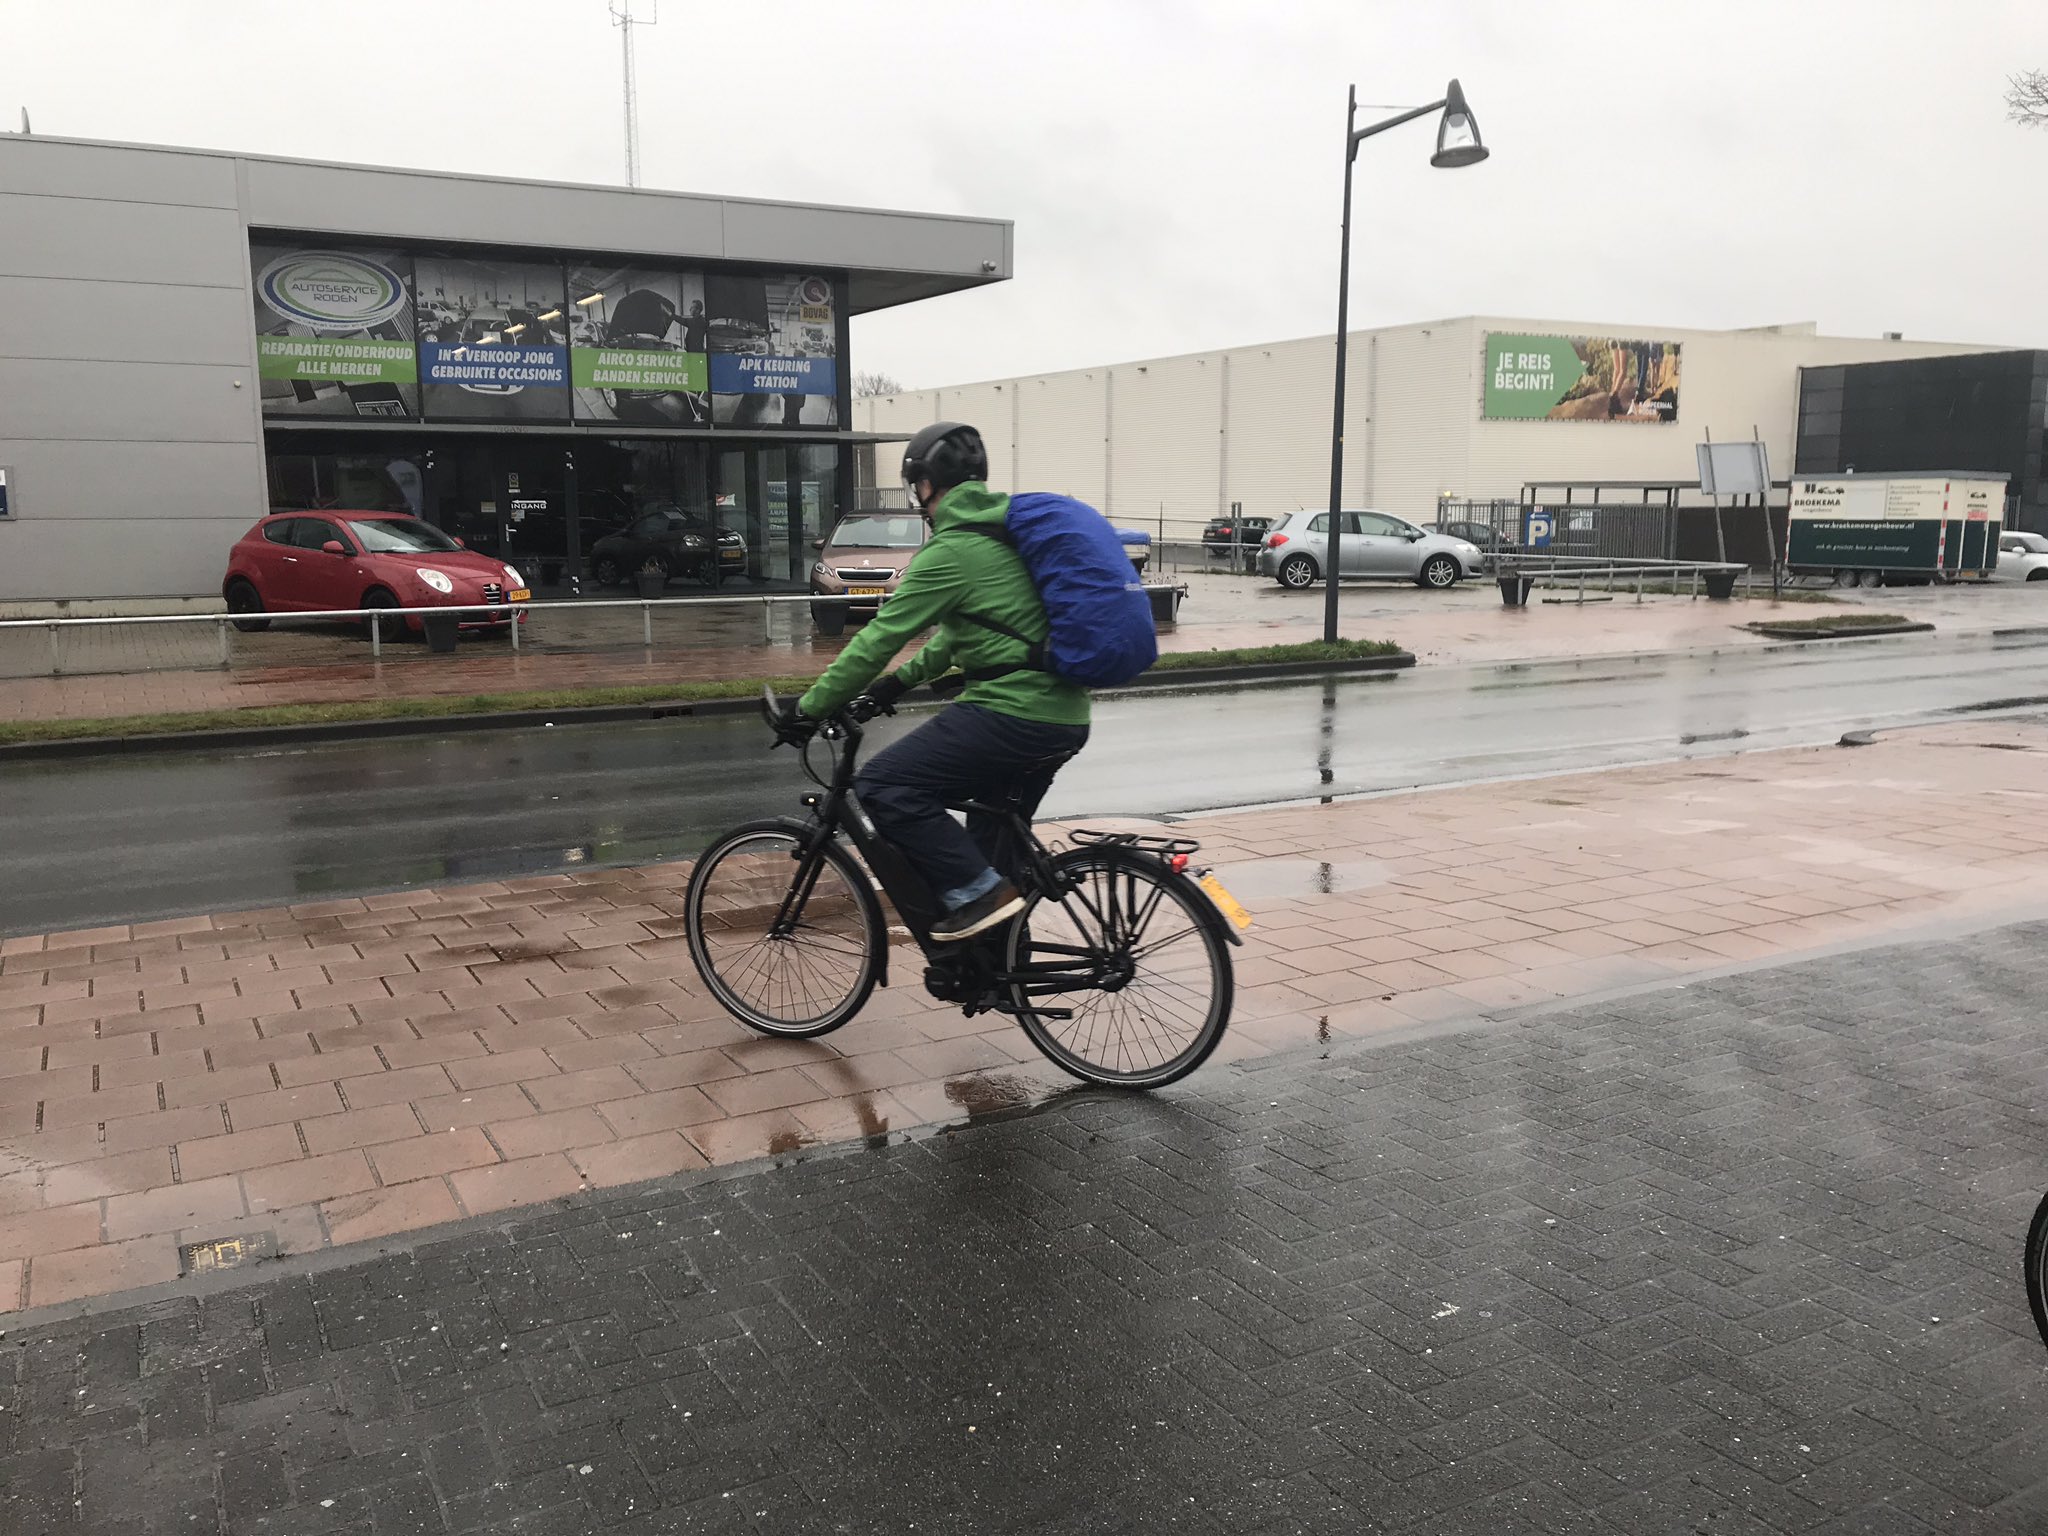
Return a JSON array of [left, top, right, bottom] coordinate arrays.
[[1256, 509, 1488, 590]]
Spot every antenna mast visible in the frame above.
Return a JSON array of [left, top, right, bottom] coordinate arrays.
[[609, 0, 657, 187]]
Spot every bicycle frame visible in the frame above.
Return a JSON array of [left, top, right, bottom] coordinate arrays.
[[772, 715, 1137, 1019]]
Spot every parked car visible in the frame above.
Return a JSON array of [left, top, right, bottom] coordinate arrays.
[[1436, 519, 1513, 554], [1996, 530, 2048, 580], [1257, 510, 1487, 590], [1202, 514, 1272, 552], [222, 512, 528, 634], [811, 510, 930, 626], [590, 503, 746, 588]]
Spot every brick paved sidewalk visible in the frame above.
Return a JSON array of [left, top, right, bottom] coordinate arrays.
[[3, 717, 2048, 1315], [3, 921, 2045, 1533]]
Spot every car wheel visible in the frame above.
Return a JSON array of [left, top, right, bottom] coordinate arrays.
[[1419, 554, 1460, 590], [362, 588, 412, 642], [1277, 553, 1319, 590], [592, 555, 624, 587], [2029, 568, 2047, 581], [225, 580, 269, 633], [811, 600, 849, 637]]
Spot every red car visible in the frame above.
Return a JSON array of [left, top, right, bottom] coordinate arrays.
[[223, 511, 530, 634]]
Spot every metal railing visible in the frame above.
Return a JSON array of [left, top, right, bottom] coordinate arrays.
[[0, 593, 836, 677], [1490, 553, 1753, 606]]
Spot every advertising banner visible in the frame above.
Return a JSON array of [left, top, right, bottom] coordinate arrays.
[[414, 257, 570, 421], [251, 245, 419, 418], [1484, 333, 1680, 423], [708, 273, 839, 427], [568, 265, 710, 426]]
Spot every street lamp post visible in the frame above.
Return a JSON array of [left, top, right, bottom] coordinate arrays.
[[1323, 79, 1489, 644]]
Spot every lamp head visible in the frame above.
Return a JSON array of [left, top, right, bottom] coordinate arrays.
[[1431, 78, 1489, 168]]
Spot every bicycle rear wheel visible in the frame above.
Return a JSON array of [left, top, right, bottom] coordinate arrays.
[[2027, 1190, 2048, 1352], [685, 818, 883, 1038], [1004, 844, 1233, 1088]]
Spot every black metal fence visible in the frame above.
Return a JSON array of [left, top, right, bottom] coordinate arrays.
[[1437, 499, 1787, 569]]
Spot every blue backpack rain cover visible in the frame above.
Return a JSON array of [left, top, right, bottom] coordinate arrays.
[[969, 492, 1157, 687]]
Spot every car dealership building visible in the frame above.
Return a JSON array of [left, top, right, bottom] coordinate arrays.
[[0, 132, 1009, 604]]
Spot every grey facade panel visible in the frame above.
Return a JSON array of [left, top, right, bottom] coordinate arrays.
[[244, 160, 730, 260], [0, 359, 257, 444], [0, 515, 254, 602], [0, 439, 265, 522], [0, 136, 237, 208], [722, 202, 1007, 281], [0, 193, 248, 287], [0, 277, 256, 367]]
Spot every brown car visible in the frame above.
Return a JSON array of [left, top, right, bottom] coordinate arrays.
[[810, 511, 929, 631]]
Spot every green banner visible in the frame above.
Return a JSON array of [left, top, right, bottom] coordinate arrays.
[[1787, 519, 1943, 569], [1483, 332, 1680, 423], [257, 335, 416, 385], [570, 346, 708, 393]]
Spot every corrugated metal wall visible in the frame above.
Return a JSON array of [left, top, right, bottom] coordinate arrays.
[[861, 318, 2002, 539]]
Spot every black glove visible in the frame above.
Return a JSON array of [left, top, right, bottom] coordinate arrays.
[[771, 695, 819, 747], [861, 674, 908, 715]]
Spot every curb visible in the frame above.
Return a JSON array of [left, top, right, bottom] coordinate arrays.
[[1743, 621, 1935, 640], [0, 651, 1416, 761]]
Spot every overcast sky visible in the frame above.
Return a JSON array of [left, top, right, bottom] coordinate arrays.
[[4, 0, 2044, 387]]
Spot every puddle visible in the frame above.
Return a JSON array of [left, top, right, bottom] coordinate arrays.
[[1205, 858, 1390, 901]]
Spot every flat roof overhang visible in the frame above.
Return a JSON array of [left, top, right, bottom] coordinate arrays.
[[2, 133, 1011, 316]]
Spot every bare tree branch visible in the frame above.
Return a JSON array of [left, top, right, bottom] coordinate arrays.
[[853, 370, 906, 397], [2007, 69, 2048, 126]]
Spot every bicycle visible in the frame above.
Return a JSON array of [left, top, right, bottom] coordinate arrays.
[[2028, 1190, 2048, 1351], [682, 688, 1247, 1088]]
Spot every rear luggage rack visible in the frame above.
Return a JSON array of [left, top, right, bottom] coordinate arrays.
[[1069, 827, 1203, 858]]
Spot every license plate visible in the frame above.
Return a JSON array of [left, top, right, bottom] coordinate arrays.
[[720, 550, 744, 562], [508, 588, 531, 602], [1197, 873, 1253, 931], [849, 586, 886, 596]]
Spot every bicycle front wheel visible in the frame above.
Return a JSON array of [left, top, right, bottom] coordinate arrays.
[[685, 818, 883, 1038], [1005, 844, 1233, 1088], [2027, 1190, 2048, 1352]]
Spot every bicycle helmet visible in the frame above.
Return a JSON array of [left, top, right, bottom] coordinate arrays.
[[901, 421, 988, 507]]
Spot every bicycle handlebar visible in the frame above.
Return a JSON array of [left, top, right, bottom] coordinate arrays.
[[759, 684, 887, 750]]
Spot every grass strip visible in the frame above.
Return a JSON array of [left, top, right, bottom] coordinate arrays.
[[0, 637, 1404, 745]]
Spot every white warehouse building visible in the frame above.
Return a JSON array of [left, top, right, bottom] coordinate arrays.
[[856, 316, 1995, 538]]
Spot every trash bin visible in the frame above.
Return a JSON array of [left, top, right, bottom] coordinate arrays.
[[1497, 575, 1535, 607], [1703, 570, 1739, 601], [422, 613, 460, 653]]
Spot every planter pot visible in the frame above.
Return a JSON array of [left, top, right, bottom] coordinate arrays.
[[1145, 585, 1185, 626], [1703, 570, 1739, 601], [421, 613, 460, 653], [634, 573, 667, 600], [1497, 576, 1535, 607]]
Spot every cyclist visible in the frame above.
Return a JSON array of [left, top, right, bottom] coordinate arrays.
[[781, 421, 1089, 942]]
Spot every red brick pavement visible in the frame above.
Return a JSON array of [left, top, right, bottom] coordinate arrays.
[[4, 716, 2047, 1311]]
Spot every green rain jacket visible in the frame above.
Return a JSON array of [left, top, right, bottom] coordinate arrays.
[[797, 483, 1090, 726]]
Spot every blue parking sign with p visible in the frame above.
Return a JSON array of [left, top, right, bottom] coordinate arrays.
[[1524, 509, 1553, 548]]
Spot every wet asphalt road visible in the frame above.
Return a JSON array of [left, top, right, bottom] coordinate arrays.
[[5, 628, 2046, 936]]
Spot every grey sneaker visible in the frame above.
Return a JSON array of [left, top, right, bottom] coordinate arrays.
[[929, 881, 1025, 943]]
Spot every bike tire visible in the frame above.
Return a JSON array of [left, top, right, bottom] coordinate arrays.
[[685, 817, 884, 1038], [2027, 1190, 2048, 1352], [1004, 844, 1234, 1089]]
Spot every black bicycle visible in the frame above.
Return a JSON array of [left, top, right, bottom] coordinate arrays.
[[2028, 1191, 2048, 1351], [682, 689, 1246, 1088]]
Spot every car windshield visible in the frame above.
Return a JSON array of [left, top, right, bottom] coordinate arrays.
[[347, 518, 462, 554], [829, 515, 925, 549]]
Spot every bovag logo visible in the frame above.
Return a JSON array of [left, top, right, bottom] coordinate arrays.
[[258, 251, 409, 331]]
